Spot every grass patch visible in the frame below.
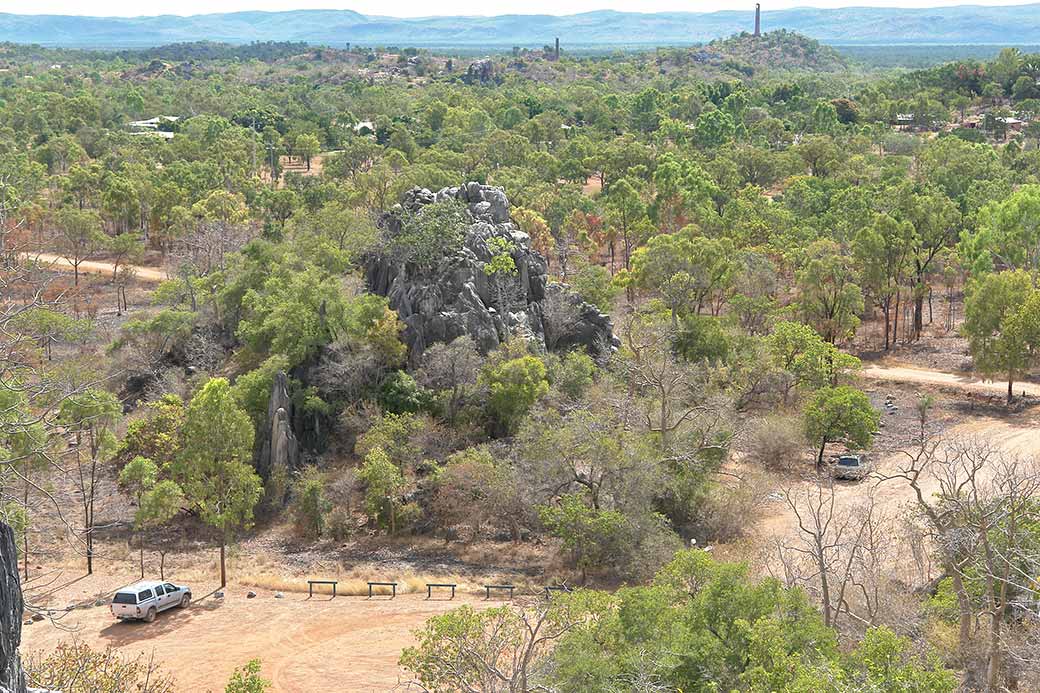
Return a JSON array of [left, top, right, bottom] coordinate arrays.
[[236, 570, 483, 596]]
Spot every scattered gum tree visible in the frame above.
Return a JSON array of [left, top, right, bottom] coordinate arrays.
[[138, 480, 186, 580], [539, 493, 627, 585], [59, 388, 121, 574], [118, 456, 158, 578], [795, 239, 865, 344], [765, 320, 862, 403], [52, 206, 105, 287], [852, 212, 914, 350], [119, 457, 184, 579], [963, 269, 1040, 404], [627, 226, 735, 324], [177, 377, 261, 587], [290, 467, 331, 539], [358, 447, 406, 535], [802, 385, 879, 468]]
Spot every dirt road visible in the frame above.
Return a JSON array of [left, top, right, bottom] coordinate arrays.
[[19, 252, 167, 283], [861, 363, 1039, 398], [22, 584, 491, 692], [757, 415, 1040, 526], [755, 363, 1040, 581]]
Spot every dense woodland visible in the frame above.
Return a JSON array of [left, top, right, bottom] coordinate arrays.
[[4, 33, 1040, 692]]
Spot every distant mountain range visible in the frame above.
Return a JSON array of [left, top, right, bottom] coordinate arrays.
[[1, 4, 1039, 49]]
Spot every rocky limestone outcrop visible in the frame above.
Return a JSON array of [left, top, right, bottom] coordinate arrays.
[[365, 183, 618, 359], [463, 59, 495, 84], [257, 371, 299, 481], [0, 523, 25, 693]]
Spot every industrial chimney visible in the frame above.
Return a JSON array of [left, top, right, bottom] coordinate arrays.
[[754, 3, 761, 37], [555, 37, 560, 61]]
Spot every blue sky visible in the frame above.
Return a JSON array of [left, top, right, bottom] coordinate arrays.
[[0, 0, 1031, 18]]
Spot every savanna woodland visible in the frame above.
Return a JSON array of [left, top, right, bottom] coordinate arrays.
[[3, 30, 1040, 692]]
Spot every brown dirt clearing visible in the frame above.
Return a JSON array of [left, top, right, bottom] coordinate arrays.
[[747, 364, 1040, 579], [22, 579, 504, 692]]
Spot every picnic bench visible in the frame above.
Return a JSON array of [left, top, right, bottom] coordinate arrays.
[[425, 583, 457, 599], [307, 579, 338, 598], [544, 585, 572, 598], [367, 581, 398, 599], [484, 584, 515, 600]]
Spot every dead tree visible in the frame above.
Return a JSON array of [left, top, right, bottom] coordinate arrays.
[[878, 436, 982, 646], [881, 434, 1040, 689]]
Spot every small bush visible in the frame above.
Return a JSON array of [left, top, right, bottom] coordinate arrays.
[[378, 370, 432, 414], [555, 351, 596, 400], [571, 264, 620, 312], [384, 199, 468, 268], [749, 414, 805, 471], [225, 659, 270, 693], [693, 477, 767, 544], [290, 467, 332, 538], [26, 643, 174, 693], [328, 507, 354, 541]]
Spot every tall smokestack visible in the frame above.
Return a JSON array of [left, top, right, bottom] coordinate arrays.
[[555, 37, 560, 61], [754, 3, 761, 37]]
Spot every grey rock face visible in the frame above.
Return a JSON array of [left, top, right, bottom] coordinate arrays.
[[258, 371, 300, 482], [463, 59, 494, 84], [365, 183, 617, 359], [0, 523, 25, 693]]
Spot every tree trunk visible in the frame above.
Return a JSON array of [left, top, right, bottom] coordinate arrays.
[[1008, 377, 1014, 406], [818, 543, 832, 627], [817, 439, 827, 468], [219, 536, 227, 588], [914, 292, 924, 341], [659, 394, 670, 452], [893, 289, 900, 345], [86, 479, 94, 575], [882, 301, 891, 350], [22, 466, 29, 582], [951, 571, 973, 646], [987, 608, 1003, 690]]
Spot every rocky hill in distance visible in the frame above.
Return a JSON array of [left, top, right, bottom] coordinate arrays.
[[2, 3, 1040, 49]]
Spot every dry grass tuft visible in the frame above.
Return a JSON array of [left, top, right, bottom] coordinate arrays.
[[236, 569, 485, 597]]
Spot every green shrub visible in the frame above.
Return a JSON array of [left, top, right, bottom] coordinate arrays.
[[290, 467, 332, 538]]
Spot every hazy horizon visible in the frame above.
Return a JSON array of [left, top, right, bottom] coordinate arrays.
[[0, 0, 1034, 20]]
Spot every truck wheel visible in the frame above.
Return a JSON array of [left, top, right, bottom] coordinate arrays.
[[180, 594, 191, 609], [145, 607, 157, 623]]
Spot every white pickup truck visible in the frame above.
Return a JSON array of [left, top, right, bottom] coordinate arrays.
[[110, 580, 191, 622]]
